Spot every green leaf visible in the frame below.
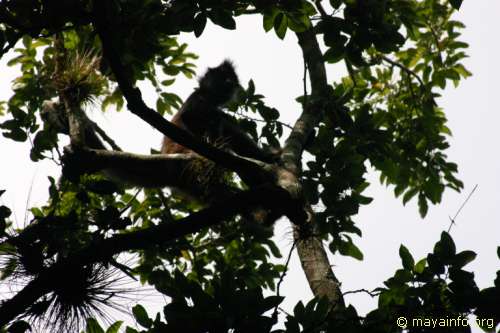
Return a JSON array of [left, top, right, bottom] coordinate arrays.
[[208, 10, 236, 30], [399, 245, 415, 271], [22, 35, 32, 48], [293, 301, 306, 319], [286, 13, 310, 32], [454, 64, 472, 78], [125, 328, 139, 333], [451, 250, 476, 268], [301, 1, 317, 16], [132, 305, 152, 329], [418, 194, 428, 217], [247, 79, 255, 96], [85, 318, 104, 333], [434, 231, 456, 260], [0, 220, 6, 236], [324, 47, 345, 64], [161, 79, 176, 86], [105, 321, 123, 333], [260, 296, 284, 312], [264, 240, 282, 258], [449, 0, 463, 10], [156, 97, 167, 115], [3, 127, 28, 142], [414, 258, 426, 274], [273, 13, 288, 39], [394, 184, 404, 198], [339, 239, 364, 260], [357, 194, 373, 205], [193, 13, 207, 37], [163, 66, 180, 76], [440, 125, 452, 135], [7, 321, 31, 333], [10, 106, 28, 123], [263, 9, 278, 32], [329, 0, 342, 9], [0, 206, 11, 219], [427, 253, 445, 275]]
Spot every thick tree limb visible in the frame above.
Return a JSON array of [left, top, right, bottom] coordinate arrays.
[[62, 146, 202, 188], [294, 222, 345, 309], [285, 28, 345, 309], [55, 43, 89, 148], [282, 29, 329, 174]]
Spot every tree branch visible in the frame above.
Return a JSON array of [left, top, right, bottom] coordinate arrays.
[[379, 54, 425, 88], [284, 27, 345, 310], [314, 0, 329, 18], [282, 29, 329, 174], [54, 35, 90, 148], [62, 146, 203, 188]]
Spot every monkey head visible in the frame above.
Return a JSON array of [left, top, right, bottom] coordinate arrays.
[[198, 59, 241, 106]]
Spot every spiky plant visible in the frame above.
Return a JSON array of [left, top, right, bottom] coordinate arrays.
[[53, 49, 105, 106], [25, 263, 132, 332]]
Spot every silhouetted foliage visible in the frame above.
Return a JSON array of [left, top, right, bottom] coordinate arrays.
[[1, 0, 498, 332]]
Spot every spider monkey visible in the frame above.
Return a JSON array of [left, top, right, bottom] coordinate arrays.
[[161, 59, 277, 163], [162, 60, 284, 229], [158, 60, 280, 207]]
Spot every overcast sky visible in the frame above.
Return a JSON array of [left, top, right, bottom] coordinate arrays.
[[0, 1, 498, 332]]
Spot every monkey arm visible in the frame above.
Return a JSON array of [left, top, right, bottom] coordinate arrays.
[[218, 114, 280, 164], [175, 100, 279, 164]]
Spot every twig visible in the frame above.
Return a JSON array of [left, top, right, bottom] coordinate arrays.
[[380, 55, 425, 88], [272, 239, 298, 321], [23, 174, 36, 227], [109, 258, 137, 281], [92, 121, 122, 151], [303, 56, 309, 107], [0, 38, 19, 57], [314, 0, 329, 18], [447, 184, 478, 233], [343, 288, 380, 297], [335, 86, 353, 105], [277, 306, 292, 317], [118, 188, 141, 216], [236, 112, 293, 130], [345, 61, 358, 86]]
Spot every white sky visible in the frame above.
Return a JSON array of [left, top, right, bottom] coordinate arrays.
[[0, 1, 498, 332]]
